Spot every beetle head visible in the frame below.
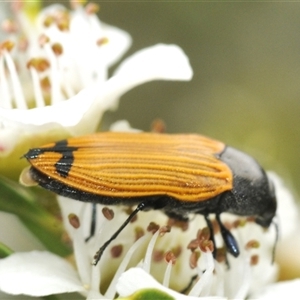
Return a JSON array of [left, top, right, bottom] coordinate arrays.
[[219, 146, 277, 228], [254, 174, 277, 228]]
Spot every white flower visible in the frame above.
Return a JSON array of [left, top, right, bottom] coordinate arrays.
[[250, 279, 300, 299], [0, 169, 297, 299], [0, 2, 192, 179]]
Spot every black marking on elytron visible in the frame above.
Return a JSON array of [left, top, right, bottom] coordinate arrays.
[[53, 140, 77, 178], [24, 139, 78, 178]]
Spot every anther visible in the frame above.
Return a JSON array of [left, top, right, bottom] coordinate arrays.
[[38, 34, 50, 47], [147, 222, 160, 234], [165, 251, 176, 265], [153, 249, 164, 262], [52, 43, 63, 56], [159, 225, 171, 236], [68, 213, 80, 229], [215, 247, 227, 263], [245, 240, 260, 250], [151, 119, 166, 133], [0, 40, 15, 52], [40, 77, 51, 92], [172, 245, 182, 258], [134, 226, 145, 241], [85, 3, 100, 15], [199, 240, 214, 253], [197, 227, 211, 241], [18, 36, 28, 52], [250, 254, 259, 266], [102, 207, 114, 220], [187, 239, 199, 251], [27, 58, 50, 72], [111, 245, 123, 258], [43, 15, 54, 27], [2, 19, 17, 33], [96, 37, 109, 46]]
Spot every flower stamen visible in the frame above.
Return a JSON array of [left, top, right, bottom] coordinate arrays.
[[163, 251, 176, 287], [143, 224, 160, 273], [105, 234, 149, 299], [1, 41, 27, 109], [0, 54, 11, 109], [189, 251, 215, 297]]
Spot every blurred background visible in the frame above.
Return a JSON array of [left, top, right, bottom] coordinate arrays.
[[97, 2, 300, 197]]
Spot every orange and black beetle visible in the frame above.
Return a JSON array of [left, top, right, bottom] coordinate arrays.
[[23, 132, 277, 265]]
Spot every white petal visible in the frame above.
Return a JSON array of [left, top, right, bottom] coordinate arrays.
[[93, 44, 193, 111], [70, 7, 131, 69], [0, 291, 38, 300], [57, 196, 92, 237], [100, 23, 132, 67], [250, 279, 300, 299], [0, 127, 22, 156], [267, 172, 299, 237], [116, 268, 225, 300], [0, 87, 96, 129], [0, 251, 85, 296], [114, 43, 193, 82]]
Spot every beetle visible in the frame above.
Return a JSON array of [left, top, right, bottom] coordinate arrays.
[[22, 132, 277, 265]]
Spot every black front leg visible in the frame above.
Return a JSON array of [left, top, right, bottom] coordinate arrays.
[[216, 214, 240, 257]]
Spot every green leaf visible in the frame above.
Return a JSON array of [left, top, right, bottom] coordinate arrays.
[[0, 241, 13, 258], [0, 175, 71, 257]]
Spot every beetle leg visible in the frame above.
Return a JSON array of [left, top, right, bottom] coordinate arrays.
[[216, 214, 240, 257], [85, 203, 97, 242], [92, 201, 147, 266], [204, 215, 217, 258]]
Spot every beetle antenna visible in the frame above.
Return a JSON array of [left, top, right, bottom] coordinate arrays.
[[92, 202, 147, 266], [271, 217, 279, 264]]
